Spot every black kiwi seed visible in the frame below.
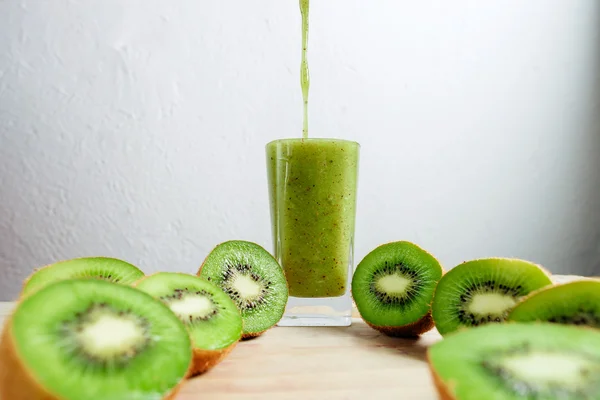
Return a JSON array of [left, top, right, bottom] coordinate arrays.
[[547, 310, 600, 326]]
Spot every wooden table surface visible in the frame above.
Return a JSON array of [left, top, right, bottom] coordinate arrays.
[[0, 274, 588, 399]]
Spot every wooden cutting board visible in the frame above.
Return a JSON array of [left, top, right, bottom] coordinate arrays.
[[0, 274, 589, 399]]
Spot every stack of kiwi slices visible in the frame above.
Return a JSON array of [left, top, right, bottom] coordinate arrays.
[[1, 278, 193, 400], [351, 241, 600, 398], [0, 240, 289, 399], [423, 257, 600, 399]]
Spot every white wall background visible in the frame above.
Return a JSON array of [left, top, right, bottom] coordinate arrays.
[[1, 0, 599, 300]]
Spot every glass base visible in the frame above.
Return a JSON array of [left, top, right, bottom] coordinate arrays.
[[277, 293, 352, 327]]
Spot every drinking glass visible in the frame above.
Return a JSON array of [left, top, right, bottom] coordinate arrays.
[[266, 138, 360, 326]]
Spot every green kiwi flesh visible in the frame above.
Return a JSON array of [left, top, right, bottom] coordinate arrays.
[[198, 240, 288, 338], [508, 280, 600, 329], [135, 272, 242, 374], [136, 272, 242, 350], [428, 322, 600, 400], [1, 279, 191, 400], [431, 258, 552, 336], [21, 257, 145, 298], [351, 241, 443, 336]]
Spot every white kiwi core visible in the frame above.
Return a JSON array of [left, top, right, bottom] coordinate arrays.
[[497, 352, 596, 389], [375, 274, 411, 295], [76, 314, 145, 358], [170, 295, 215, 319], [468, 293, 516, 315], [232, 274, 263, 299]]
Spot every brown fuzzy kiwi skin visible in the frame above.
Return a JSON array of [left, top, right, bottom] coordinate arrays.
[[241, 330, 266, 340], [426, 352, 457, 400], [365, 312, 435, 338], [0, 313, 191, 400], [196, 241, 290, 339], [0, 316, 55, 400], [189, 343, 238, 377], [163, 382, 187, 400]]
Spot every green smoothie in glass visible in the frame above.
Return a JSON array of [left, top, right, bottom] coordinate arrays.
[[266, 0, 360, 322], [267, 138, 359, 298]]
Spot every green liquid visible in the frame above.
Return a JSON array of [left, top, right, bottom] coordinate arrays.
[[300, 0, 310, 139], [267, 139, 359, 298]]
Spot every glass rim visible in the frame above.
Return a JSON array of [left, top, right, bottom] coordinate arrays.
[[266, 137, 360, 147]]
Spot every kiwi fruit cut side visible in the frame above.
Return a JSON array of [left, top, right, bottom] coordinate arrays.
[[427, 322, 600, 400], [135, 272, 243, 376], [431, 258, 552, 336], [0, 279, 192, 400], [21, 256, 145, 298], [508, 280, 600, 329], [351, 241, 444, 337], [197, 240, 288, 339]]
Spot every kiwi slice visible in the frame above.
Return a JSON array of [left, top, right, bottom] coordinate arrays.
[[197, 240, 288, 339], [21, 257, 145, 298], [431, 258, 552, 336], [508, 280, 600, 328], [351, 241, 444, 337], [135, 272, 243, 375], [0, 279, 192, 400], [427, 322, 600, 400]]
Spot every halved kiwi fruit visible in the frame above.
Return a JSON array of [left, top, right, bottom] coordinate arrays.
[[21, 257, 145, 298], [135, 272, 243, 375], [431, 258, 552, 336], [351, 241, 444, 337], [508, 280, 600, 329], [0, 279, 192, 400], [197, 240, 288, 339], [427, 322, 600, 400]]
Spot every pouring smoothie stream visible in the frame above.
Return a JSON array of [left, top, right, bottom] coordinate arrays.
[[266, 1, 360, 323]]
